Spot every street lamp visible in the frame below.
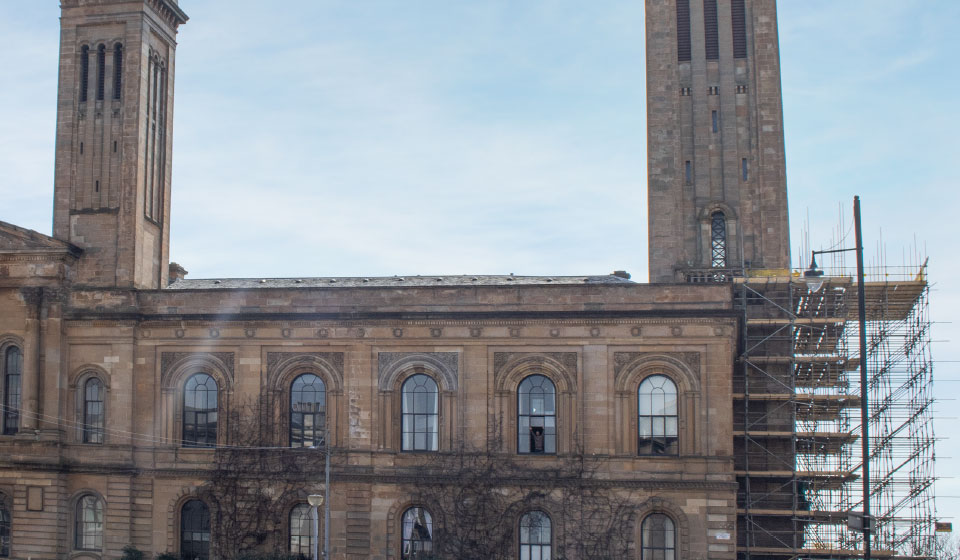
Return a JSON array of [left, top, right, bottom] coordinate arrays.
[[803, 195, 871, 560], [307, 494, 324, 560]]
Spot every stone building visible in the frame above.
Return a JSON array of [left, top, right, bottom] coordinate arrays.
[[0, 1, 792, 559]]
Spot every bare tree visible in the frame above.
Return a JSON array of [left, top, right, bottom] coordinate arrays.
[[203, 398, 326, 559]]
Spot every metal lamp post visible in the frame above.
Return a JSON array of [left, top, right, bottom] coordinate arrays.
[[803, 195, 870, 560], [307, 493, 324, 560]]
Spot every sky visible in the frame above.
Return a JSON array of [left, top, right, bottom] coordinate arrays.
[[1, 0, 959, 532]]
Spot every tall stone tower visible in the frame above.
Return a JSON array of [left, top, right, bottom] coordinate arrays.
[[52, 0, 188, 289], [646, 0, 790, 283]]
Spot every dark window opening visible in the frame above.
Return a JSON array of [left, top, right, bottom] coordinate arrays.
[[742, 158, 749, 181], [80, 142, 84, 155], [96, 45, 105, 101], [712, 110, 719, 133], [711, 212, 727, 268], [518, 375, 556, 454], [638, 375, 679, 455], [676, 0, 692, 62], [290, 373, 326, 448], [684, 160, 692, 185], [181, 500, 210, 560], [704, 0, 720, 60], [2, 347, 21, 435], [401, 507, 434, 559], [113, 44, 123, 100], [732, 0, 748, 59], [402, 374, 439, 451], [79, 46, 89, 103], [182, 373, 217, 447], [94, 180, 99, 193], [113, 141, 118, 153]]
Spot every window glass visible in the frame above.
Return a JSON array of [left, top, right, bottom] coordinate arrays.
[[641, 514, 676, 560], [0, 496, 10, 557], [75, 495, 103, 550], [183, 374, 217, 447], [519, 510, 551, 560], [401, 506, 434, 559], [290, 503, 313, 556], [518, 375, 556, 454], [2, 347, 21, 435], [83, 378, 104, 443], [402, 374, 439, 451], [638, 375, 679, 455], [291, 373, 326, 448], [181, 499, 210, 560]]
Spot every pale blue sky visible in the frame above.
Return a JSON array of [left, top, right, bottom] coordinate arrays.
[[1, 0, 958, 528]]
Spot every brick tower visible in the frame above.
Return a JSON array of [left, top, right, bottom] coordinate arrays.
[[52, 0, 188, 289], [646, 0, 790, 283]]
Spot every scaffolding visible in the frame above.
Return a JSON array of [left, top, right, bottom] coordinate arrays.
[[688, 259, 936, 560]]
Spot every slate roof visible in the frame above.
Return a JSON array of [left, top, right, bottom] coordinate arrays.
[[0, 220, 81, 255], [167, 274, 635, 290]]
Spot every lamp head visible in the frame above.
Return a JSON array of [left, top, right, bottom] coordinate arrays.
[[308, 494, 324, 507], [804, 255, 825, 293]]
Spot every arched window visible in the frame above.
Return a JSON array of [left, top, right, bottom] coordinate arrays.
[[82, 378, 104, 444], [518, 375, 556, 454], [2, 346, 22, 435], [0, 495, 10, 557], [96, 44, 106, 101], [183, 373, 217, 448], [401, 374, 438, 451], [74, 495, 103, 550], [290, 373, 326, 447], [181, 499, 210, 560], [638, 375, 678, 455], [519, 511, 551, 560], [401, 506, 433, 559], [289, 503, 313, 556], [79, 45, 90, 103], [710, 211, 727, 268], [641, 514, 676, 560], [113, 43, 123, 100]]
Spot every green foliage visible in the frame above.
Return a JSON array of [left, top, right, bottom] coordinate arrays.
[[155, 553, 179, 560], [121, 546, 145, 560]]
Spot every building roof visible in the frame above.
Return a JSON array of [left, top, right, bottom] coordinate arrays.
[[166, 274, 635, 290]]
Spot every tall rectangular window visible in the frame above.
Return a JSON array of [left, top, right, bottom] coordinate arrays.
[[113, 44, 123, 100], [676, 0, 692, 62], [704, 0, 720, 60], [742, 158, 749, 181], [96, 45, 106, 101], [685, 160, 693, 184], [712, 110, 719, 133], [732, 0, 747, 58], [79, 46, 89, 103]]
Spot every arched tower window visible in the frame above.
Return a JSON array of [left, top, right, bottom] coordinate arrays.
[[518, 375, 556, 454], [519, 511, 551, 559], [641, 514, 676, 560], [79, 45, 90, 103], [2, 346, 22, 435], [74, 494, 103, 550], [638, 375, 678, 455], [401, 374, 438, 451], [181, 499, 210, 560], [401, 506, 433, 559], [183, 373, 217, 448], [290, 373, 326, 447], [710, 211, 727, 268], [289, 503, 313, 556], [0, 494, 10, 557], [113, 43, 123, 100], [96, 44, 106, 101], [82, 377, 104, 444]]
